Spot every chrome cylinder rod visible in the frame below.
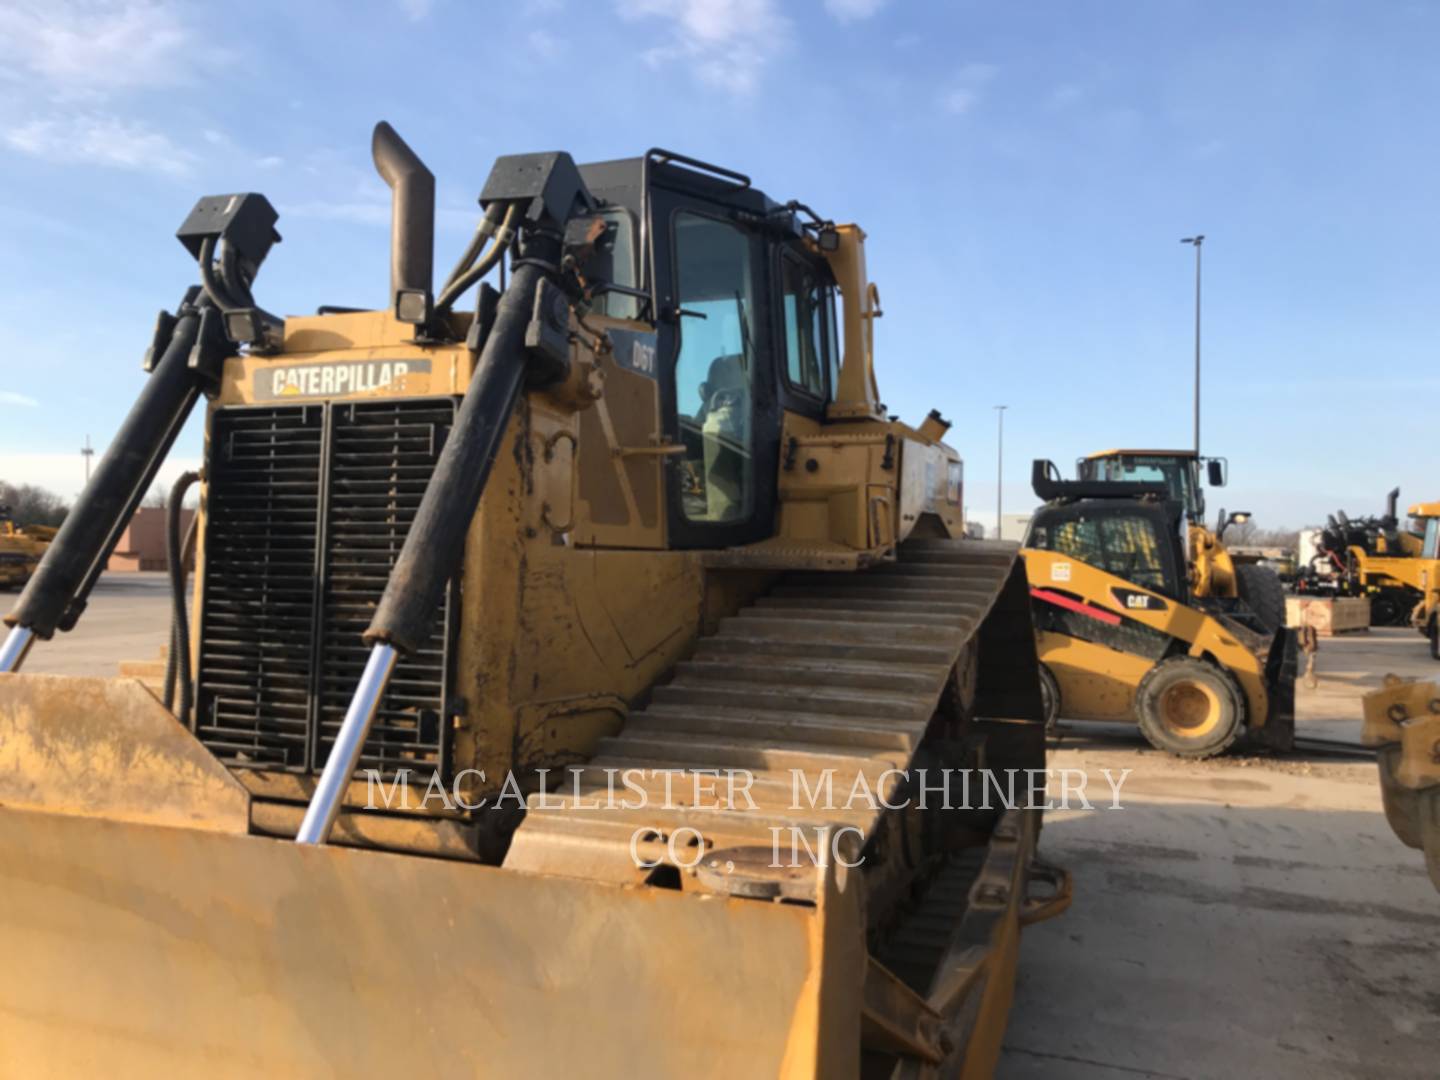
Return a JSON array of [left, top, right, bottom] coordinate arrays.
[[295, 643, 398, 845], [0, 625, 35, 673]]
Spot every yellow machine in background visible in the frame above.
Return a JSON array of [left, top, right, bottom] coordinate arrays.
[[1022, 461, 1296, 758], [1363, 676, 1440, 890], [0, 126, 1065, 1076], [1301, 494, 1440, 629], [0, 509, 54, 589], [1077, 449, 1287, 630]]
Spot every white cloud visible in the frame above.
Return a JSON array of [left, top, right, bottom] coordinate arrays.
[[619, 0, 789, 96], [397, 0, 434, 20], [939, 62, 999, 115], [0, 1, 196, 96], [0, 392, 39, 408], [4, 115, 196, 176], [257, 155, 285, 169], [825, 0, 886, 22]]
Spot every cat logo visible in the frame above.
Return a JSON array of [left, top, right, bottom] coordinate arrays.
[[1110, 587, 1167, 613]]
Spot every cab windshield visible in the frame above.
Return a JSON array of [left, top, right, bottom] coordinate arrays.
[[1424, 517, 1439, 560], [1079, 454, 1203, 521]]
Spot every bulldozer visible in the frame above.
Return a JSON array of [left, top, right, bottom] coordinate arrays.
[[1298, 492, 1440, 630], [0, 506, 54, 589], [1077, 449, 1287, 630], [0, 124, 1067, 1077], [1362, 676, 1440, 890], [1022, 461, 1296, 758]]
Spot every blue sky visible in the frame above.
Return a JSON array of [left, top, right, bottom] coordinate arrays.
[[0, 0, 1435, 531]]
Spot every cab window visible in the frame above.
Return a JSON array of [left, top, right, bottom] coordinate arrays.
[[780, 254, 826, 398], [1030, 512, 1172, 595], [1424, 518, 1439, 560], [572, 209, 641, 321], [673, 211, 756, 524]]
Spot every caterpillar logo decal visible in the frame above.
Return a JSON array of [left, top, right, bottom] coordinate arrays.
[[1110, 587, 1167, 612], [254, 359, 432, 400]]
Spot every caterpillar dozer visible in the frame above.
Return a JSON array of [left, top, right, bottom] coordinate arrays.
[[1298, 492, 1440, 631], [1022, 461, 1296, 758], [1077, 449, 1287, 630], [0, 124, 1067, 1077], [1362, 676, 1440, 890]]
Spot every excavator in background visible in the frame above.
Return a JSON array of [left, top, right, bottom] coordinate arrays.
[[0, 507, 54, 589], [0, 124, 1066, 1076], [1022, 461, 1296, 758], [1298, 491, 1440, 631], [1362, 676, 1440, 890], [1077, 449, 1287, 630]]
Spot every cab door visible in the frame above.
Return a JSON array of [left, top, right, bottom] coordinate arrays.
[[650, 191, 781, 549]]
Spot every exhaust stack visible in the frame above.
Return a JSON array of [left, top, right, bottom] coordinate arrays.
[[1385, 487, 1400, 526], [372, 121, 435, 324]]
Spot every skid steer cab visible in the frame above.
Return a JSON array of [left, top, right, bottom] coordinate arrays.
[[1077, 448, 1286, 630], [1023, 460, 1296, 758], [0, 123, 1066, 1077]]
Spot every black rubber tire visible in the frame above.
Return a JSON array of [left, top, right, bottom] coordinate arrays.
[[1135, 657, 1244, 759], [1038, 664, 1061, 734], [1370, 591, 1406, 627], [1235, 563, 1286, 632]]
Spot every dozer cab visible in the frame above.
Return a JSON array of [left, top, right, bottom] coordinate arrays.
[[1021, 460, 1296, 758], [1298, 492, 1440, 631], [0, 506, 53, 590], [1362, 676, 1440, 890], [1077, 448, 1287, 630], [0, 125, 1067, 1077]]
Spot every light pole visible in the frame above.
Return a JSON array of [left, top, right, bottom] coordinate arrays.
[[994, 405, 1007, 540], [81, 435, 94, 484], [1180, 235, 1204, 456]]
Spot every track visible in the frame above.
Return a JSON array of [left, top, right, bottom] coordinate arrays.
[[504, 539, 1029, 888]]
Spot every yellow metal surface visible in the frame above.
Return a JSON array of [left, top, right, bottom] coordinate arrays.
[[1082, 447, 1197, 460], [1036, 631, 1152, 721], [0, 673, 249, 833], [818, 225, 884, 422], [0, 807, 858, 1079]]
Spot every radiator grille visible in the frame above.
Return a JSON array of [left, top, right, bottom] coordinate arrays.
[[196, 397, 457, 780]]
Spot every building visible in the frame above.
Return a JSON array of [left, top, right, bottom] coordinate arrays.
[[108, 507, 195, 572]]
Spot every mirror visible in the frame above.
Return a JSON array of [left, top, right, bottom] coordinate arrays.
[[1207, 459, 1226, 487]]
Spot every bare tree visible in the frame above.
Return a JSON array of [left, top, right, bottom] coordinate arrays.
[[142, 484, 169, 510], [0, 482, 69, 527]]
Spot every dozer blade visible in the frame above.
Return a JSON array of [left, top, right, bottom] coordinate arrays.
[[0, 675, 868, 1078]]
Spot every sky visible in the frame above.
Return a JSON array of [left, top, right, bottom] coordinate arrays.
[[0, 0, 1435, 533]]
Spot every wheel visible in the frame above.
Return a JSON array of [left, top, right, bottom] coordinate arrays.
[[1370, 591, 1405, 627], [1235, 563, 1285, 632], [1135, 657, 1244, 758], [1038, 664, 1060, 734]]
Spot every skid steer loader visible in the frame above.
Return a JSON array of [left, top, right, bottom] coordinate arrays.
[[1077, 449, 1287, 630], [0, 124, 1067, 1077], [1022, 461, 1296, 758]]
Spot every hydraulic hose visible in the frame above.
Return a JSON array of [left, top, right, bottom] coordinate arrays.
[[434, 203, 520, 317], [161, 471, 200, 724], [4, 299, 207, 646], [440, 201, 506, 296]]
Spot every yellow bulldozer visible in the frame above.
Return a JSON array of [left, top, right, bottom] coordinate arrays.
[[0, 507, 54, 589], [1022, 461, 1296, 758], [1077, 449, 1287, 630], [0, 125, 1069, 1076]]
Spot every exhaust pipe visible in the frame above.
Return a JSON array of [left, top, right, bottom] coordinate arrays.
[[372, 121, 434, 323], [1385, 487, 1400, 526]]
